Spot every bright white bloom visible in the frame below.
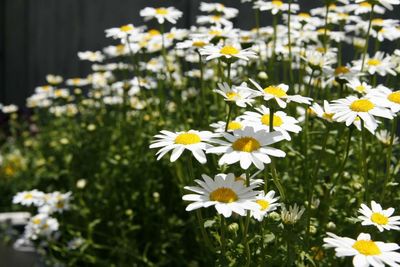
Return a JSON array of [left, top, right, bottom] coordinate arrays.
[[200, 44, 258, 61], [355, 0, 400, 10], [281, 203, 305, 224], [199, 2, 238, 18], [310, 101, 335, 122], [240, 105, 302, 140], [331, 96, 393, 132], [105, 24, 138, 39], [368, 86, 400, 113], [254, 0, 299, 15], [39, 192, 72, 214], [25, 214, 59, 240], [78, 51, 105, 62], [13, 190, 45, 207], [347, 79, 373, 95], [376, 129, 399, 145], [197, 15, 233, 28], [249, 79, 312, 108], [207, 126, 285, 170], [210, 118, 247, 133], [251, 191, 280, 222], [46, 74, 63, 85], [324, 232, 400, 267], [182, 173, 260, 218], [302, 50, 337, 71], [140, 7, 183, 24], [2, 104, 18, 114], [214, 82, 256, 107], [358, 201, 400, 232], [352, 52, 397, 76], [150, 130, 215, 164]]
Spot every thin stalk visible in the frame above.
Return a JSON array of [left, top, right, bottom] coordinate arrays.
[[323, 4, 330, 52], [360, 5, 375, 72], [287, 0, 294, 88], [361, 121, 369, 202], [381, 116, 398, 201], [220, 215, 227, 263], [224, 104, 233, 132], [330, 128, 353, 192], [243, 170, 251, 267]]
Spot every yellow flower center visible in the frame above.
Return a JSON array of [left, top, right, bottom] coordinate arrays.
[[264, 86, 287, 98], [174, 133, 201, 145], [352, 240, 381, 256], [120, 25, 134, 32], [350, 99, 374, 112], [328, 3, 336, 9], [155, 8, 169, 15], [227, 121, 242, 131], [322, 112, 334, 120], [209, 30, 222, 36], [298, 12, 311, 19], [232, 137, 261, 152], [116, 44, 125, 54], [261, 114, 284, 127], [212, 15, 221, 21], [32, 218, 41, 225], [372, 18, 384, 26], [209, 187, 238, 203], [367, 59, 381, 66], [335, 66, 350, 75], [220, 46, 239, 56], [272, 0, 283, 7], [226, 92, 239, 100], [359, 2, 372, 8], [24, 193, 33, 199], [388, 91, 400, 104], [316, 47, 327, 53], [371, 212, 389, 225], [355, 85, 366, 93], [256, 200, 270, 211], [193, 41, 206, 48], [148, 29, 161, 36]]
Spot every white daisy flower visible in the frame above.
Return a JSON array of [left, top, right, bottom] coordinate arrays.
[[182, 173, 260, 218], [140, 7, 183, 24], [376, 129, 399, 145], [78, 51, 105, 62], [368, 85, 400, 113], [46, 74, 63, 85], [213, 82, 256, 107], [210, 118, 247, 133], [324, 232, 400, 267], [25, 214, 59, 240], [355, 0, 400, 10], [251, 191, 280, 222], [105, 24, 138, 39], [358, 201, 400, 232], [150, 130, 215, 164], [240, 105, 302, 140], [347, 79, 373, 95], [302, 50, 337, 71], [331, 96, 393, 132], [199, 44, 258, 62], [345, 2, 385, 15], [197, 15, 233, 28], [281, 203, 305, 224], [249, 79, 312, 108], [13, 190, 45, 207], [352, 52, 397, 76], [2, 104, 18, 114], [310, 101, 335, 122], [254, 0, 299, 15], [206, 126, 286, 170], [199, 2, 239, 19]]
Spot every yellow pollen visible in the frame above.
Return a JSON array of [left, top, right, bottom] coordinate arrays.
[[32, 218, 41, 225], [372, 18, 384, 25], [24, 193, 33, 199], [323, 112, 334, 120], [54, 90, 63, 97], [148, 29, 161, 36], [328, 3, 337, 9], [317, 28, 331, 35], [371, 212, 389, 225], [261, 114, 283, 127], [220, 46, 239, 55], [116, 44, 125, 54], [355, 85, 366, 93], [352, 240, 381, 256], [227, 121, 242, 131], [359, 2, 372, 8], [192, 41, 206, 48], [226, 92, 239, 100], [209, 187, 238, 203], [120, 25, 134, 32], [350, 99, 374, 112], [42, 85, 51, 91], [232, 137, 261, 152], [264, 86, 287, 98], [335, 66, 350, 75], [388, 91, 400, 104], [155, 8, 169, 15], [272, 0, 283, 7], [298, 12, 311, 19], [367, 59, 381, 66], [209, 30, 222, 36], [256, 200, 270, 211], [316, 47, 327, 53], [212, 15, 221, 21], [174, 133, 201, 145]]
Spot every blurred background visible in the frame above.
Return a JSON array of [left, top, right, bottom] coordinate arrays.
[[1, 0, 399, 106]]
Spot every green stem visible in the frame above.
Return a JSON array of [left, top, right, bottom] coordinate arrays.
[[287, 0, 294, 88], [381, 116, 397, 201], [220, 215, 227, 263], [360, 5, 375, 72], [323, 4, 330, 52], [224, 104, 233, 132], [361, 121, 369, 202], [243, 170, 251, 267]]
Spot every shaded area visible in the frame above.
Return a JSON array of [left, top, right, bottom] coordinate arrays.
[[0, 242, 41, 267]]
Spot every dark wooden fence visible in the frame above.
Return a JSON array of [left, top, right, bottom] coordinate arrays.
[[1, 0, 398, 106]]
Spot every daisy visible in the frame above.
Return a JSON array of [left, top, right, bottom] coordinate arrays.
[[376, 129, 399, 145], [150, 130, 215, 164], [140, 7, 183, 24], [352, 52, 397, 76], [358, 201, 400, 232], [105, 24, 138, 39], [345, 2, 385, 15], [368, 85, 400, 113], [78, 51, 105, 62], [13, 190, 45, 207], [182, 173, 260, 218], [310, 101, 335, 122], [324, 232, 400, 267], [46, 74, 63, 85], [199, 2, 239, 19], [331, 96, 393, 132], [347, 79, 373, 95], [254, 0, 299, 15], [281, 203, 305, 224], [213, 82, 256, 107], [2, 105, 18, 114], [210, 118, 247, 133], [249, 79, 312, 108], [206, 126, 286, 170], [199, 44, 258, 62], [251, 191, 280, 222], [302, 50, 337, 71], [240, 105, 302, 140], [197, 15, 233, 28], [355, 0, 400, 10], [25, 214, 59, 240]]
